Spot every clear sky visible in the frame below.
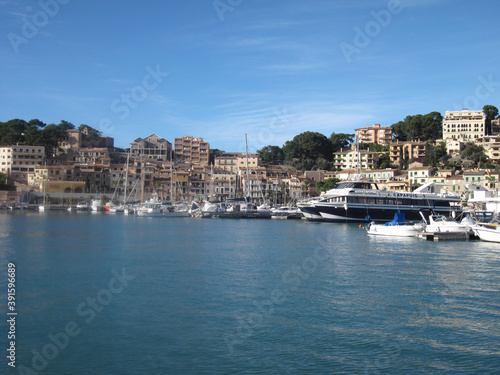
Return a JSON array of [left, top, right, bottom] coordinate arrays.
[[1, 0, 499, 152]]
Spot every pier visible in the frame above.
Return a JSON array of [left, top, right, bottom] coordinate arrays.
[[416, 231, 478, 241]]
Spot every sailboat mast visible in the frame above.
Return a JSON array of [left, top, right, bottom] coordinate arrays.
[[245, 134, 250, 202], [170, 151, 173, 202], [123, 153, 129, 205], [140, 153, 145, 204]]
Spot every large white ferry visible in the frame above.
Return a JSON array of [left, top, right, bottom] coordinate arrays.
[[298, 181, 462, 223]]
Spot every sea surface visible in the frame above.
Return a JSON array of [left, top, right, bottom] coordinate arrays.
[[0, 211, 499, 374]]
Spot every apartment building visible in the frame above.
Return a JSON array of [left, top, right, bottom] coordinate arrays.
[[477, 135, 500, 163], [174, 136, 209, 165], [442, 110, 486, 141], [214, 153, 238, 172], [77, 148, 111, 166], [236, 153, 260, 171], [212, 169, 237, 200], [333, 148, 379, 170], [389, 140, 430, 165], [0, 145, 45, 182], [130, 134, 172, 161], [355, 123, 393, 145]]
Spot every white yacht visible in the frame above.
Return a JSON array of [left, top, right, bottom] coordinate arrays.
[[300, 181, 462, 223], [473, 214, 500, 243]]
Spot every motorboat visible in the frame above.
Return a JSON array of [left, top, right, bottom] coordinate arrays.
[[366, 211, 425, 237], [270, 206, 303, 219], [473, 215, 500, 243], [424, 214, 475, 234], [162, 202, 190, 217], [90, 198, 103, 212], [76, 202, 89, 211], [136, 194, 163, 217]]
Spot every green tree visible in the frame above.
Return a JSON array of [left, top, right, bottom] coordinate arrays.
[[359, 143, 389, 152], [460, 142, 487, 168], [483, 105, 499, 135], [0, 172, 7, 185], [315, 178, 339, 194], [209, 148, 225, 165], [391, 111, 442, 141], [424, 142, 449, 168], [257, 145, 284, 163], [330, 132, 354, 152], [283, 131, 333, 161], [377, 152, 393, 169]]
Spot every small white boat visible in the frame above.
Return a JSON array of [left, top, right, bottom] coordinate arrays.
[[256, 203, 272, 212], [136, 194, 163, 217], [90, 198, 103, 212], [270, 206, 303, 219], [109, 205, 125, 214], [473, 215, 500, 243], [424, 214, 474, 234], [76, 202, 89, 211], [366, 212, 424, 237], [162, 202, 190, 217]]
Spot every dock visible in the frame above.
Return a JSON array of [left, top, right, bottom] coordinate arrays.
[[416, 231, 477, 241], [199, 211, 272, 219]]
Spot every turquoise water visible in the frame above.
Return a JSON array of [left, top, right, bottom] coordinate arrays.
[[1, 211, 499, 374]]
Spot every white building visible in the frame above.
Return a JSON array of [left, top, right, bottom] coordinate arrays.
[[333, 148, 379, 170], [0, 145, 45, 181], [442, 110, 486, 141]]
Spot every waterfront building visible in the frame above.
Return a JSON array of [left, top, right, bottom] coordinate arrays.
[[442, 110, 486, 140], [189, 165, 210, 199], [212, 169, 237, 200], [0, 145, 45, 182], [174, 136, 209, 165], [130, 134, 172, 161], [355, 123, 393, 145]]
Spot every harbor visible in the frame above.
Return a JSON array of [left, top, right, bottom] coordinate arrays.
[[1, 212, 499, 374]]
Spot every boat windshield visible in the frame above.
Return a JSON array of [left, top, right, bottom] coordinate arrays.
[[333, 182, 378, 190]]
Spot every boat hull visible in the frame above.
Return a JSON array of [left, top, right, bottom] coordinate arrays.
[[367, 223, 424, 237], [297, 204, 324, 221], [316, 204, 455, 223], [474, 226, 500, 243]]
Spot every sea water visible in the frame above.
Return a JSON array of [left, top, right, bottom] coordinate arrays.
[[0, 211, 499, 374]]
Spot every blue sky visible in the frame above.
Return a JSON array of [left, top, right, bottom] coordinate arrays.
[[1, 0, 500, 152]]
